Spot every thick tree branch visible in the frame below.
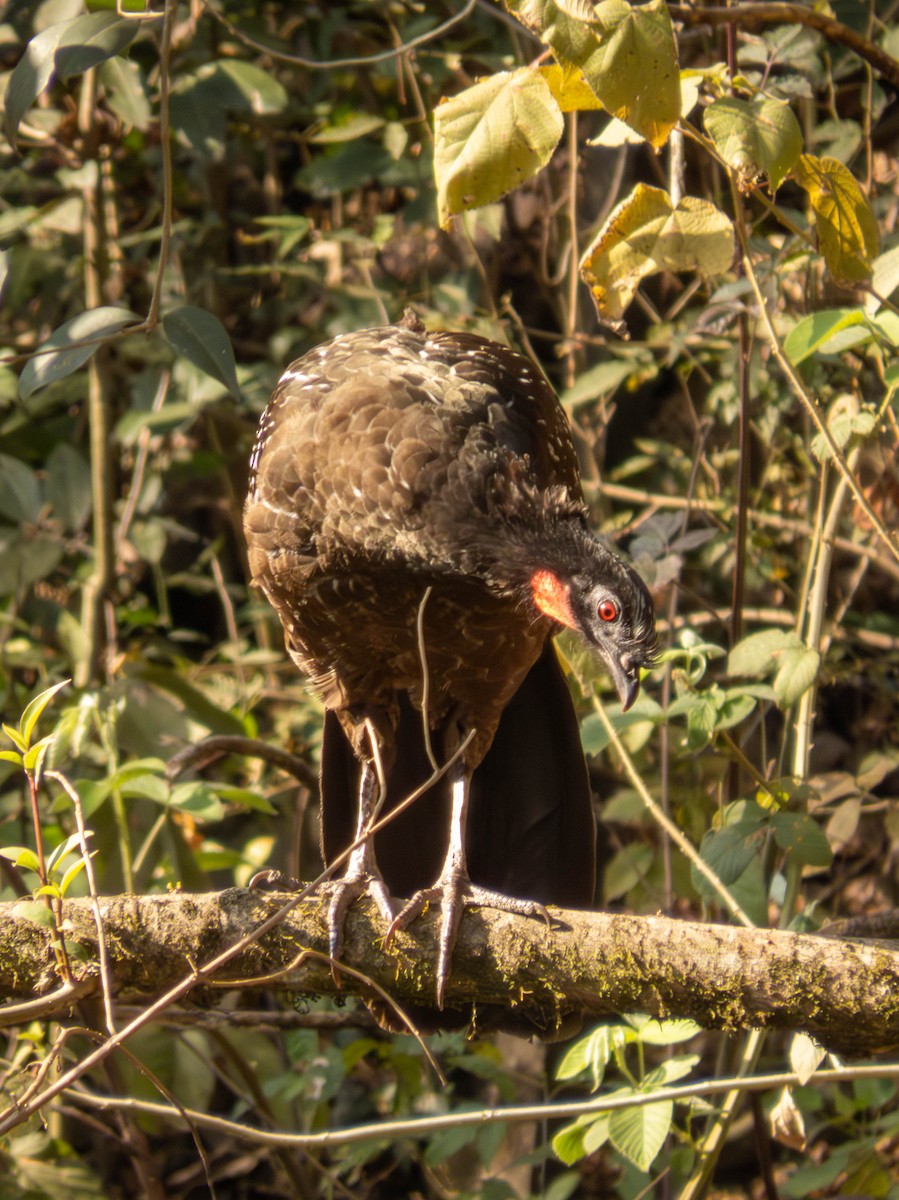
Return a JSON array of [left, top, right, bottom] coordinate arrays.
[[1, 890, 898, 1055]]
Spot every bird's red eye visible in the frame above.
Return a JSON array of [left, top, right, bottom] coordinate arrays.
[[598, 599, 619, 623]]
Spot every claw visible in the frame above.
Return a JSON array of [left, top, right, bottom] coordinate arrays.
[[321, 870, 397, 965], [387, 874, 551, 1007]]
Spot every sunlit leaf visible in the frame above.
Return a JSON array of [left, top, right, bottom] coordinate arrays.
[[508, 0, 680, 146], [629, 1016, 702, 1045], [20, 679, 70, 749], [773, 645, 819, 707], [609, 1096, 673, 1171], [790, 1033, 825, 1085], [434, 67, 563, 229], [539, 63, 604, 111], [792, 154, 879, 282], [579, 183, 734, 326], [704, 95, 802, 191], [728, 628, 801, 678], [18, 307, 139, 400], [552, 1120, 588, 1165], [784, 308, 869, 364]]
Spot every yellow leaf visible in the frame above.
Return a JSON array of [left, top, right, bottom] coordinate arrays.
[[434, 67, 564, 229], [792, 154, 880, 283], [579, 183, 735, 324], [506, 0, 680, 148], [539, 63, 604, 112]]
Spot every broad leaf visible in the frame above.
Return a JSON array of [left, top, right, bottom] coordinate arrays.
[[784, 308, 869, 364], [609, 1096, 673, 1171], [579, 183, 734, 325], [46, 444, 92, 533], [704, 95, 802, 191], [728, 628, 801, 678], [19, 307, 139, 400], [0, 455, 42, 523], [99, 57, 152, 130], [773, 645, 819, 707], [434, 68, 563, 229], [539, 63, 605, 112], [584, 0, 680, 147], [508, 0, 679, 147], [772, 811, 833, 868], [790, 1033, 826, 1085], [792, 154, 879, 282], [163, 306, 242, 399], [628, 1016, 702, 1045], [5, 14, 137, 143]]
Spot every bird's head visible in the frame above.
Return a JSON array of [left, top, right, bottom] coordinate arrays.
[[529, 546, 657, 710]]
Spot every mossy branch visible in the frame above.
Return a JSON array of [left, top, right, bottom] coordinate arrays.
[[1, 890, 898, 1056]]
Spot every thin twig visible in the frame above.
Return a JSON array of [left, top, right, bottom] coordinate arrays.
[[202, 0, 478, 70]]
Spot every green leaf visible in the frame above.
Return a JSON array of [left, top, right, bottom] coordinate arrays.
[[809, 395, 876, 461], [0, 454, 42, 523], [579, 183, 734, 327], [24, 737, 52, 777], [46, 831, 87, 874], [19, 307, 139, 400], [4, 14, 137, 144], [784, 308, 869, 365], [703, 96, 802, 191], [773, 645, 819, 707], [163, 306, 242, 399], [696, 806, 767, 887], [552, 1120, 589, 1165], [792, 154, 880, 283], [59, 856, 89, 897], [628, 1016, 702, 1046], [99, 56, 152, 130], [2, 722, 28, 753], [11, 847, 42, 874], [556, 1023, 637, 1088], [216, 60, 289, 114], [609, 1096, 673, 1171], [45, 444, 93, 533], [4, 24, 65, 144], [0, 749, 23, 766], [727, 628, 801, 678], [434, 67, 563, 229], [54, 14, 137, 79], [12, 899, 58, 927], [20, 679, 70, 749], [642, 1053, 700, 1087], [772, 811, 833, 868], [310, 113, 386, 143]]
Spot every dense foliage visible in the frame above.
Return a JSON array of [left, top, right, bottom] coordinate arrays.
[[1, 0, 898, 1196]]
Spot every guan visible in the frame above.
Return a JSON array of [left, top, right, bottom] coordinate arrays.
[[244, 312, 657, 1005]]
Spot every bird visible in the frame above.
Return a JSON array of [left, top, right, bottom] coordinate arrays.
[[244, 311, 657, 1007]]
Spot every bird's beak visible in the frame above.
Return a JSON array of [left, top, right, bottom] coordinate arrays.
[[606, 655, 640, 711]]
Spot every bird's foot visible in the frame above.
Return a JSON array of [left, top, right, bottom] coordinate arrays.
[[317, 869, 397, 964], [250, 866, 396, 967], [386, 875, 551, 1008]]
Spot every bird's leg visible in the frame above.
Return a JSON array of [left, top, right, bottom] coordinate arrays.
[[322, 758, 397, 962], [386, 760, 551, 1008]]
